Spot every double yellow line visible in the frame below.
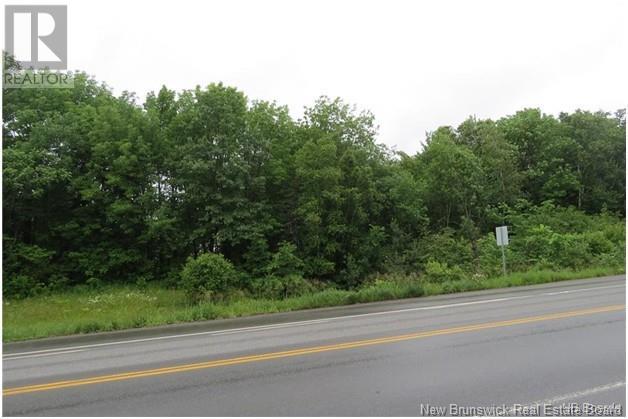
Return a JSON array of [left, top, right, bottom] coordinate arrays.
[[4, 304, 624, 397]]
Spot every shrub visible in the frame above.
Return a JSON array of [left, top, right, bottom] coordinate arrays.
[[600, 221, 625, 246], [3, 239, 54, 298], [282, 274, 314, 297], [591, 247, 625, 268], [584, 231, 614, 256], [423, 260, 466, 283], [351, 277, 425, 303], [551, 233, 591, 269], [3, 275, 44, 299], [86, 277, 104, 290], [504, 201, 594, 235], [476, 234, 504, 277], [420, 230, 474, 270], [516, 225, 600, 269], [250, 274, 313, 299], [266, 242, 305, 277], [518, 224, 554, 264], [441, 280, 463, 294], [250, 275, 285, 299], [164, 268, 183, 288], [179, 252, 238, 302], [47, 274, 70, 293]]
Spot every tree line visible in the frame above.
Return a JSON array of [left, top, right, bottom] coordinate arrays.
[[3, 68, 625, 298]]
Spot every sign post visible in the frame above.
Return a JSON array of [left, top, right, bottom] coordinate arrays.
[[495, 226, 509, 276]]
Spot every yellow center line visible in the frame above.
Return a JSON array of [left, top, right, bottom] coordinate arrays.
[[4, 304, 624, 397]]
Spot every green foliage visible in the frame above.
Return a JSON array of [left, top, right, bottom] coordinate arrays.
[[5, 266, 622, 342], [250, 274, 314, 299], [2, 66, 625, 299], [179, 253, 238, 302], [420, 230, 474, 270], [423, 261, 466, 283], [249, 276, 284, 299], [476, 234, 506, 277], [419, 132, 484, 227], [281, 275, 315, 297], [266, 242, 305, 277], [4, 275, 44, 300], [3, 239, 54, 298]]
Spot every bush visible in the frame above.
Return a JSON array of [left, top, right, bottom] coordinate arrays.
[[515, 224, 605, 270], [3, 239, 54, 298], [518, 224, 554, 264], [420, 230, 474, 271], [179, 252, 238, 302], [423, 260, 466, 283], [86, 277, 104, 290], [4, 275, 44, 299], [250, 275, 285, 299], [47, 274, 71, 293], [283, 274, 314, 297], [551, 233, 591, 269], [250, 274, 314, 299], [600, 221, 625, 246], [476, 234, 505, 277], [266, 242, 305, 277], [584, 231, 614, 256], [591, 247, 625, 268]]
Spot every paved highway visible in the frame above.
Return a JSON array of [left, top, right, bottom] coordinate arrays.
[[3, 276, 625, 416]]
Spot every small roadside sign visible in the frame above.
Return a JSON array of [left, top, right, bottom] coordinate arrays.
[[496, 226, 509, 246], [495, 226, 509, 275]]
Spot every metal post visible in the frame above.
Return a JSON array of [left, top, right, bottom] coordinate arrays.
[[501, 244, 507, 276]]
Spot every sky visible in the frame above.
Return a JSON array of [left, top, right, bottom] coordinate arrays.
[[5, 0, 627, 153]]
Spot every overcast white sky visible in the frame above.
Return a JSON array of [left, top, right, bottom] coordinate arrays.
[[6, 0, 628, 153]]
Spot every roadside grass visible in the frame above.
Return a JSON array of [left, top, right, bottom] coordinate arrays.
[[3, 266, 624, 342]]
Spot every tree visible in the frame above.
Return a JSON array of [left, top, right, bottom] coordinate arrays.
[[418, 130, 484, 228], [456, 117, 521, 209], [498, 109, 578, 206], [559, 110, 625, 214], [3, 65, 625, 297]]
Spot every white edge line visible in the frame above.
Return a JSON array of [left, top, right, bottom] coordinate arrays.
[[3, 349, 86, 361], [3, 283, 624, 359], [503, 381, 626, 415]]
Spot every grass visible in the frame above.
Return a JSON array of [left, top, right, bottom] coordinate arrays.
[[3, 266, 624, 342]]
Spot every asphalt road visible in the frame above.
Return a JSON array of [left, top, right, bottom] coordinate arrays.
[[2, 275, 626, 416]]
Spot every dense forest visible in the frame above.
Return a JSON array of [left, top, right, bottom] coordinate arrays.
[[3, 66, 626, 299]]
